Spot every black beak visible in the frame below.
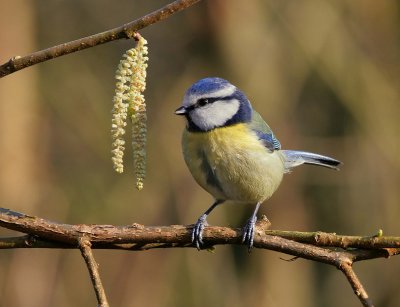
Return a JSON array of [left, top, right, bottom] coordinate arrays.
[[175, 106, 187, 115]]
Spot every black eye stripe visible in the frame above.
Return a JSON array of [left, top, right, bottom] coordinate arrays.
[[197, 98, 209, 106], [196, 95, 235, 106], [184, 95, 237, 113]]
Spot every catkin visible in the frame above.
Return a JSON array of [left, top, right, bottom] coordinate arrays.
[[111, 34, 148, 190]]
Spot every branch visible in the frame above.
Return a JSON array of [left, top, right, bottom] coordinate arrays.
[[78, 237, 109, 307], [1, 208, 399, 249], [1, 208, 399, 307], [340, 262, 373, 307], [0, 0, 201, 78], [264, 229, 400, 249]]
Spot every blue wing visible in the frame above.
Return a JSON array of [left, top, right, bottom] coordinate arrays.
[[254, 131, 281, 151], [249, 110, 281, 152]]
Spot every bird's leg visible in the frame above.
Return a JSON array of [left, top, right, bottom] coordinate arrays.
[[192, 200, 224, 250], [242, 202, 261, 252]]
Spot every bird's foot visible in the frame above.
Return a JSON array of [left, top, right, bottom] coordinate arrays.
[[192, 214, 208, 250], [242, 215, 257, 252]]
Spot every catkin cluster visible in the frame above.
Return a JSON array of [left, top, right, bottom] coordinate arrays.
[[111, 34, 148, 190]]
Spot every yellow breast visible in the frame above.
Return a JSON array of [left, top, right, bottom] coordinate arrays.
[[182, 124, 285, 203]]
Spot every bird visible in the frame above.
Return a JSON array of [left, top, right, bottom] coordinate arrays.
[[175, 77, 341, 251]]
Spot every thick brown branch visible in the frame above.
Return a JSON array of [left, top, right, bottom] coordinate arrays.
[[78, 237, 109, 307], [1, 209, 399, 249], [2, 208, 399, 307], [0, 0, 201, 78]]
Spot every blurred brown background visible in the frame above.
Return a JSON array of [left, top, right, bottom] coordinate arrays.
[[1, 1, 399, 306]]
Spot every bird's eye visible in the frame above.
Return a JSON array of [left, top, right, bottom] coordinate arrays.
[[197, 98, 209, 107]]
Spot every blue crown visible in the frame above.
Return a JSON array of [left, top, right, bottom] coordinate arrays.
[[186, 77, 231, 96]]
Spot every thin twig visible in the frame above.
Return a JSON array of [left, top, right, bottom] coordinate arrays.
[[264, 229, 400, 249], [339, 262, 374, 307], [1, 234, 399, 261], [0, 0, 201, 78], [78, 236, 109, 307]]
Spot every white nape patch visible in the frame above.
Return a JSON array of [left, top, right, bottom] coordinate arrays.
[[190, 99, 240, 131], [183, 84, 236, 107]]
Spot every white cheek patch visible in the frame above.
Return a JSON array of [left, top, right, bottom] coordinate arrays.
[[190, 99, 240, 131], [183, 84, 236, 108]]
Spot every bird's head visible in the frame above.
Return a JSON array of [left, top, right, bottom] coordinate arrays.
[[175, 77, 253, 132]]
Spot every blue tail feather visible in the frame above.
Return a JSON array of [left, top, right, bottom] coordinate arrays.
[[281, 150, 341, 172]]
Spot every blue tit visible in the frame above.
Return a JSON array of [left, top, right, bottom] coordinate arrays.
[[175, 77, 341, 251]]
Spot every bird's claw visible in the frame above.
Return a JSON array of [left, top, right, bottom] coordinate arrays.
[[192, 214, 208, 250], [242, 216, 257, 252]]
